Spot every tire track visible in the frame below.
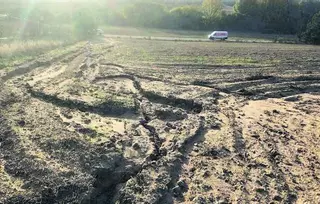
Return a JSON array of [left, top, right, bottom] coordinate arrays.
[[96, 62, 210, 203], [1, 48, 83, 83], [255, 122, 298, 203], [92, 74, 203, 113]]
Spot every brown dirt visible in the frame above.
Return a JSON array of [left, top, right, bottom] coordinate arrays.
[[0, 38, 319, 204]]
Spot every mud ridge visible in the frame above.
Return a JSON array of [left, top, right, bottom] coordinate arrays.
[[192, 80, 232, 94], [253, 84, 320, 99], [223, 107, 247, 159], [86, 162, 142, 204], [100, 62, 125, 69], [221, 104, 252, 203], [154, 63, 274, 70], [290, 75, 320, 82], [113, 81, 170, 203], [118, 117, 206, 204], [112, 70, 205, 203], [92, 74, 135, 83], [140, 121, 164, 161], [1, 91, 143, 203], [0, 113, 91, 204], [137, 98, 166, 162], [93, 74, 204, 113], [207, 79, 320, 99], [245, 75, 276, 81], [128, 72, 188, 86], [93, 74, 187, 86], [132, 86, 164, 162], [256, 123, 298, 203], [220, 102, 297, 203], [131, 75, 203, 113], [27, 87, 137, 117], [142, 91, 203, 113], [2, 49, 83, 83], [165, 117, 207, 198]]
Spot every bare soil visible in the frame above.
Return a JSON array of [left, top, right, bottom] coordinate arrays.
[[0, 38, 319, 204]]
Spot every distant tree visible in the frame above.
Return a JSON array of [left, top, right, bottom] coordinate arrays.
[[232, 0, 302, 33], [22, 8, 47, 38], [73, 9, 97, 39], [302, 11, 320, 44], [234, 0, 261, 16], [259, 0, 293, 33], [224, 0, 236, 6], [105, 10, 127, 26], [169, 6, 204, 29], [202, 0, 224, 25], [124, 2, 167, 28], [298, 0, 320, 35]]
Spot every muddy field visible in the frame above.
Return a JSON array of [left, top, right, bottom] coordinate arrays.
[[0, 38, 320, 204]]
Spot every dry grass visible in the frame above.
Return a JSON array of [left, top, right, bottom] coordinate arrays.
[[0, 40, 64, 58]]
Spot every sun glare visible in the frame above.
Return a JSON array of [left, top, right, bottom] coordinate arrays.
[[16, 0, 36, 39]]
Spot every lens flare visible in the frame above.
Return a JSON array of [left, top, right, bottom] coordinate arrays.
[[16, 0, 37, 39]]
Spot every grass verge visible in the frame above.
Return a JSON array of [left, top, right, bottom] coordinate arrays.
[[0, 40, 71, 69]]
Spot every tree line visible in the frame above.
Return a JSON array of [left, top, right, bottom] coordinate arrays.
[[1, 0, 319, 44], [104, 0, 320, 44]]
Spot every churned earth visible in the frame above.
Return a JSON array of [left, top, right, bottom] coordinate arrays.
[[0, 38, 319, 204]]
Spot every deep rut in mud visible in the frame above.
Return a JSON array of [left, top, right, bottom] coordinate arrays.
[[0, 39, 320, 204]]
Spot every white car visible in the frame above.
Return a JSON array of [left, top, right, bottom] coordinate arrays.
[[208, 31, 228, 40], [97, 29, 104, 36]]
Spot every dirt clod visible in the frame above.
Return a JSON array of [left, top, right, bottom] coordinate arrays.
[[172, 186, 183, 198], [284, 96, 302, 102], [17, 120, 26, 127], [132, 143, 140, 150]]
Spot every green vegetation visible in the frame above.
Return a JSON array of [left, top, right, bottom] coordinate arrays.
[[202, 0, 224, 26], [73, 9, 98, 39], [302, 11, 320, 45], [0, 40, 64, 69], [0, 40, 64, 58], [0, 41, 83, 69], [169, 6, 204, 30], [102, 0, 319, 44], [102, 0, 320, 38], [0, 0, 319, 44], [124, 2, 167, 28], [102, 38, 286, 69]]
